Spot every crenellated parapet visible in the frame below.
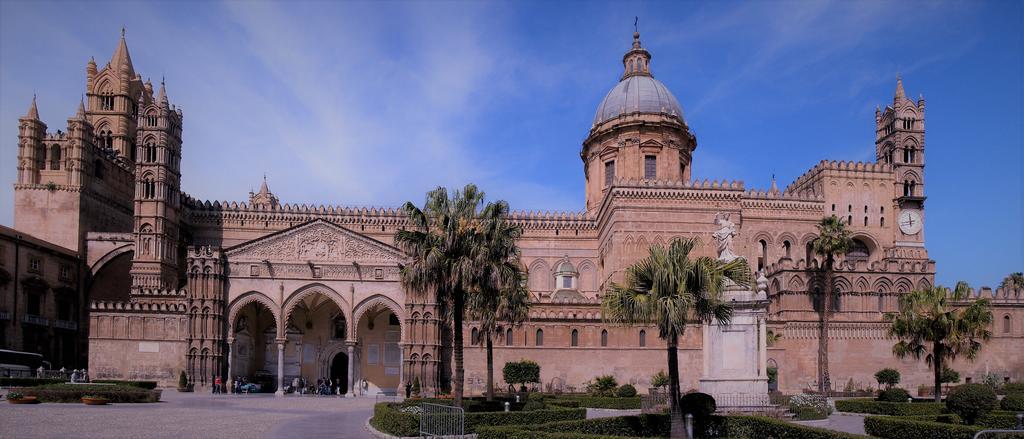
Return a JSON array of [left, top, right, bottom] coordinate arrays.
[[954, 287, 1024, 304], [91, 297, 187, 313], [785, 160, 893, 195]]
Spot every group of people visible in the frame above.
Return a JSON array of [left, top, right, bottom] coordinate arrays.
[[289, 377, 346, 396], [210, 375, 258, 394], [36, 366, 89, 383]]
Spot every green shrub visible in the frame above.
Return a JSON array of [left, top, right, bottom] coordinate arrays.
[[464, 407, 586, 432], [523, 399, 546, 411], [1000, 393, 1024, 411], [946, 383, 997, 425], [0, 377, 65, 387], [864, 415, 983, 439], [91, 380, 158, 390], [18, 384, 160, 403], [588, 375, 618, 397], [941, 367, 961, 385], [503, 360, 540, 391], [875, 368, 901, 389], [7, 391, 24, 399], [616, 384, 637, 398], [680, 392, 717, 417], [720, 415, 864, 438], [477, 414, 863, 439], [369, 403, 418, 437], [788, 394, 830, 420], [835, 398, 945, 416], [1003, 382, 1024, 395], [877, 387, 910, 402], [650, 370, 669, 390], [546, 396, 641, 409]]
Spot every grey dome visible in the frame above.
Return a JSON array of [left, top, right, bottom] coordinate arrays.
[[593, 75, 684, 126]]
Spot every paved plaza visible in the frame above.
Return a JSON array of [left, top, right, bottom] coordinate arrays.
[[0, 390, 378, 439]]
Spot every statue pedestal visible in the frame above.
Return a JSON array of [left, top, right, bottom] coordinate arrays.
[[699, 281, 770, 408]]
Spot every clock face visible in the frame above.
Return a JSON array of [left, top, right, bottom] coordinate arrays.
[[898, 210, 923, 235]]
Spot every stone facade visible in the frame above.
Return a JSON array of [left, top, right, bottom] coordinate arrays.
[[7, 30, 1023, 395]]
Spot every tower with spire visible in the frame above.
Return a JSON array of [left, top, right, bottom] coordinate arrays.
[[875, 75, 927, 248]]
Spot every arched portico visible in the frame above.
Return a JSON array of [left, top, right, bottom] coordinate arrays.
[[351, 294, 406, 396]]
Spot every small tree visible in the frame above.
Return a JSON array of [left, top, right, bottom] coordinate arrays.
[[502, 360, 540, 392], [874, 368, 901, 390], [941, 367, 960, 385], [650, 370, 670, 391], [587, 375, 618, 397], [946, 383, 997, 425]]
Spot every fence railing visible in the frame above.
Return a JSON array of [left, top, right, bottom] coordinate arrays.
[[712, 393, 771, 408], [420, 403, 465, 437], [641, 393, 669, 414], [375, 393, 400, 404]]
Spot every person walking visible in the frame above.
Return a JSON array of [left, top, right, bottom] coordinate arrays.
[[215, 376, 222, 394]]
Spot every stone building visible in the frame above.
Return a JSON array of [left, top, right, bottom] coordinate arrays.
[[0, 225, 87, 368], [9, 30, 1024, 395]]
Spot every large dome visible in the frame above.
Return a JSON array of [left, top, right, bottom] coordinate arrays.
[[592, 75, 684, 126]]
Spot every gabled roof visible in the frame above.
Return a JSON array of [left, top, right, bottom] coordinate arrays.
[[224, 218, 405, 264]]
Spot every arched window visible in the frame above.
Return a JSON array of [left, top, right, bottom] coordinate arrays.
[[833, 290, 842, 312], [805, 242, 815, 264], [639, 330, 646, 347], [535, 329, 543, 346], [506, 328, 513, 346], [863, 216, 868, 226], [782, 241, 791, 259], [471, 328, 479, 346], [600, 329, 608, 347], [143, 177, 156, 199], [1004, 315, 1012, 334], [145, 142, 157, 163], [758, 240, 768, 271], [846, 239, 870, 260], [571, 329, 578, 347], [878, 294, 885, 312], [49, 145, 61, 170]]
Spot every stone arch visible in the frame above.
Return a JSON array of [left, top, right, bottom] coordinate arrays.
[[352, 294, 406, 340], [832, 277, 853, 293], [770, 278, 782, 294], [855, 277, 870, 292], [89, 243, 134, 275], [227, 291, 281, 337], [281, 283, 349, 337], [916, 278, 931, 291], [635, 235, 649, 253], [577, 259, 597, 292], [894, 277, 914, 294], [528, 259, 551, 292], [873, 278, 893, 294], [789, 275, 805, 291]]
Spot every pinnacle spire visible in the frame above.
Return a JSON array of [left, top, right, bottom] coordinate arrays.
[[894, 74, 906, 100], [157, 77, 168, 106], [769, 174, 779, 193], [259, 173, 270, 195], [26, 94, 39, 119], [110, 27, 135, 76], [621, 22, 652, 79], [76, 95, 86, 118]]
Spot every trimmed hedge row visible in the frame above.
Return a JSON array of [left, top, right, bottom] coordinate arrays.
[[545, 396, 642, 409], [0, 377, 66, 387], [477, 413, 865, 439], [17, 384, 161, 403], [369, 402, 587, 436], [834, 398, 945, 416], [864, 416, 983, 439], [91, 380, 158, 390]]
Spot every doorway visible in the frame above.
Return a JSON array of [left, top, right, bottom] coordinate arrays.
[[330, 352, 349, 393]]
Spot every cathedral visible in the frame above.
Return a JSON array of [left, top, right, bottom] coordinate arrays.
[[8, 29, 1023, 398]]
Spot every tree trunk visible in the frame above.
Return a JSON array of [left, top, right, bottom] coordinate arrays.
[[667, 331, 685, 439], [486, 335, 494, 401], [818, 256, 833, 394], [453, 292, 465, 407], [933, 342, 943, 402]]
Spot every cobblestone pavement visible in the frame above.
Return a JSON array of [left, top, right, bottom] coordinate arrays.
[[792, 412, 868, 435], [0, 390, 378, 439]]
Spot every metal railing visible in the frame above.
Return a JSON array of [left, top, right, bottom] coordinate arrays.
[[641, 393, 669, 414], [23, 315, 49, 326], [419, 403, 465, 437], [713, 393, 771, 408], [53, 319, 78, 330]]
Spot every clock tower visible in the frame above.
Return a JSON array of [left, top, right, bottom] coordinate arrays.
[[876, 76, 927, 254]]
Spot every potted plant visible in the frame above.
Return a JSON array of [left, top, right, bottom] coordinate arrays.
[[81, 395, 110, 405], [176, 370, 193, 392], [6, 391, 39, 404]]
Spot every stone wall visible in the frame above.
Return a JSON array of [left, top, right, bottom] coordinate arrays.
[[88, 308, 187, 386]]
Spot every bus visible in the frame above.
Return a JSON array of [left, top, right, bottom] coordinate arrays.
[[0, 349, 49, 378]]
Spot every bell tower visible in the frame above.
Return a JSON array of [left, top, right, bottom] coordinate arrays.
[[875, 76, 926, 249], [129, 79, 184, 293]]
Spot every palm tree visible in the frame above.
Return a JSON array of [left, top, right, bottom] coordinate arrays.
[[467, 200, 529, 401], [887, 281, 993, 402], [810, 215, 852, 394], [395, 184, 503, 407], [602, 237, 750, 439], [999, 272, 1024, 291]]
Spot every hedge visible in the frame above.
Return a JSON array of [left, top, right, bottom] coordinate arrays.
[[369, 402, 586, 436], [834, 398, 945, 416], [17, 384, 161, 403], [91, 380, 159, 390], [477, 413, 865, 439], [0, 377, 66, 387], [545, 396, 642, 409], [864, 416, 983, 439]]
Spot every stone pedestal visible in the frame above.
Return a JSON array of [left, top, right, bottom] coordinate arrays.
[[699, 277, 770, 408]]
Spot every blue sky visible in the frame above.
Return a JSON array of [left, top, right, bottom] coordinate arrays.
[[1, 1, 1020, 288]]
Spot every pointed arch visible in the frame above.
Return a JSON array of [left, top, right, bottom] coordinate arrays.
[[916, 278, 931, 291], [577, 259, 597, 292], [894, 277, 914, 294], [352, 294, 406, 340], [789, 275, 805, 292], [227, 291, 281, 337], [528, 259, 551, 292], [281, 283, 349, 337], [873, 278, 893, 294], [855, 276, 870, 293]]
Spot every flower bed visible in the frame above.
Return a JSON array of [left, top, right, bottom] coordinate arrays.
[[16, 384, 161, 403], [788, 394, 831, 420], [475, 414, 866, 439], [834, 398, 945, 416], [369, 402, 586, 436]]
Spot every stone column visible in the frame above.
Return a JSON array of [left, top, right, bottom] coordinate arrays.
[[397, 343, 405, 395], [226, 337, 234, 393], [275, 340, 285, 396], [346, 343, 356, 397], [758, 318, 767, 377]]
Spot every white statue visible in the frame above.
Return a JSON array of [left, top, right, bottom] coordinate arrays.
[[713, 213, 739, 262]]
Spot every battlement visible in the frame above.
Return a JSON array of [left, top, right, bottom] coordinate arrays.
[[765, 256, 934, 275], [958, 287, 1024, 304], [91, 297, 186, 313], [786, 160, 893, 194], [613, 177, 745, 190]]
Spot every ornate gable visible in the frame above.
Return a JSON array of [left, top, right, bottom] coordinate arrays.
[[224, 219, 404, 264]]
